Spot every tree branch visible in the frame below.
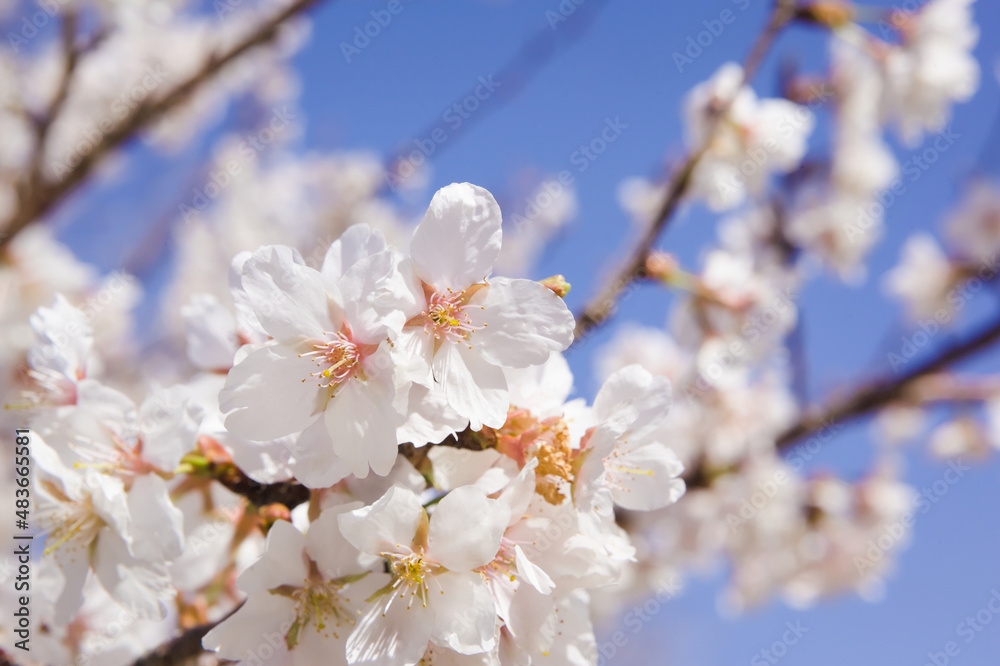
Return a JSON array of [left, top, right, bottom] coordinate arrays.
[[776, 312, 1000, 449], [572, 0, 797, 342], [1, 0, 328, 252], [130, 603, 243, 666]]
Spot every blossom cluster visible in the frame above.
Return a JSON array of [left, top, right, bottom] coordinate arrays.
[[0, 0, 994, 663]]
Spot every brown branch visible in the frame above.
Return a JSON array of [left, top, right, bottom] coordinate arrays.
[[208, 461, 311, 510], [130, 602, 243, 666], [776, 312, 1000, 449], [572, 0, 798, 342], [0, 0, 328, 252]]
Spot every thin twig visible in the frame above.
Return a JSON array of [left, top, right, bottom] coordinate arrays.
[[0, 0, 328, 252], [776, 311, 1000, 449], [572, 0, 798, 341]]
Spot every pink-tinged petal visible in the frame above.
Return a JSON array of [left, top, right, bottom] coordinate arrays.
[[323, 375, 401, 479], [469, 278, 574, 369], [289, 419, 353, 489], [411, 183, 502, 292], [346, 583, 436, 666], [220, 344, 324, 441], [338, 486, 423, 557], [125, 474, 184, 561], [427, 486, 507, 571], [92, 527, 172, 620], [433, 343, 508, 431], [202, 592, 297, 661], [237, 520, 309, 594], [322, 223, 388, 281], [608, 444, 686, 511], [430, 572, 497, 655], [241, 245, 339, 343]]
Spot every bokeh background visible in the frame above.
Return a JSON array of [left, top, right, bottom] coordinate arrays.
[[30, 0, 1000, 662]]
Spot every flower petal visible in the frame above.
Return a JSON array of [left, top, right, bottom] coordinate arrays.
[[411, 183, 502, 292], [427, 486, 507, 571], [338, 486, 423, 557], [323, 372, 401, 479], [241, 245, 338, 343], [220, 343, 324, 441], [433, 343, 508, 431], [430, 571, 497, 655], [322, 223, 387, 281], [237, 519, 309, 594], [470, 278, 574, 369]]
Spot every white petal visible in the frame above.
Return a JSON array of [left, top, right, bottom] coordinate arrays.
[[433, 343, 508, 431], [202, 592, 296, 661], [470, 278, 574, 368], [181, 293, 238, 370], [323, 373, 401, 479], [322, 223, 387, 281], [237, 520, 309, 594], [139, 385, 202, 471], [430, 572, 497, 655], [338, 486, 423, 556], [513, 545, 554, 594], [397, 383, 468, 448], [427, 487, 507, 571], [346, 583, 436, 666], [305, 507, 366, 580], [241, 245, 338, 343], [92, 527, 172, 620], [411, 183, 502, 292], [608, 444, 686, 511], [47, 540, 90, 625], [125, 474, 184, 561], [427, 448, 501, 492], [289, 419, 353, 489], [340, 250, 421, 341], [220, 343, 324, 441]]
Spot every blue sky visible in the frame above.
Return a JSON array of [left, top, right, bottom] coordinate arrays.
[[51, 0, 1000, 663]]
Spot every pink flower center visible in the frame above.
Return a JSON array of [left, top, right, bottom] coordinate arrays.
[[301, 332, 362, 388], [408, 285, 487, 345]]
